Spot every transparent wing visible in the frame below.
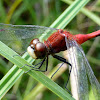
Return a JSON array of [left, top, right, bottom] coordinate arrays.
[[65, 37, 100, 100], [79, 45, 100, 100], [0, 23, 57, 53], [65, 37, 89, 100]]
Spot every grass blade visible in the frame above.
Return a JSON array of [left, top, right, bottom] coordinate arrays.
[[62, 0, 100, 25]]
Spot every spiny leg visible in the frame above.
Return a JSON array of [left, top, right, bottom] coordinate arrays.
[[24, 56, 48, 73], [51, 62, 64, 79], [20, 60, 44, 69], [33, 56, 48, 72], [52, 55, 72, 94], [13, 51, 26, 57]]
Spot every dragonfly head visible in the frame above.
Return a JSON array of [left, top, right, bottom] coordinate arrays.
[[27, 38, 47, 59]]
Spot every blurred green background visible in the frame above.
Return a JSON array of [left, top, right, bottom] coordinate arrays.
[[0, 0, 100, 100]]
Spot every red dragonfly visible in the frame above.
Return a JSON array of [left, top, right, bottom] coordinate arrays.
[[0, 23, 100, 99]]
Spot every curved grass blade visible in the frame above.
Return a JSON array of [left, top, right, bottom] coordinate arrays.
[[62, 0, 100, 25]]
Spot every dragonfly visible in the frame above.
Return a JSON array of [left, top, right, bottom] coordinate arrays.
[[0, 23, 100, 99]]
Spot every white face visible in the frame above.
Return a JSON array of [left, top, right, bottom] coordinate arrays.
[[27, 38, 47, 59], [27, 46, 37, 59]]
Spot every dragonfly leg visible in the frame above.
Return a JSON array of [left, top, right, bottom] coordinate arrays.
[[52, 55, 72, 94], [23, 56, 48, 73], [51, 62, 65, 79], [13, 51, 27, 57], [52, 55, 72, 81], [53, 55, 72, 66], [31, 56, 48, 72], [20, 60, 44, 69]]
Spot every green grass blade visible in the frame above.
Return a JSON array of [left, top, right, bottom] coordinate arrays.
[[50, 0, 90, 29], [62, 0, 100, 25], [5, 0, 22, 24], [24, 63, 68, 100]]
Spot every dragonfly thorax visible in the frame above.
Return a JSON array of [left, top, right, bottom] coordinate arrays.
[[27, 38, 47, 59]]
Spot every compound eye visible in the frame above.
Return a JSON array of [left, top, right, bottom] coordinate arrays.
[[30, 38, 39, 46], [35, 42, 46, 52]]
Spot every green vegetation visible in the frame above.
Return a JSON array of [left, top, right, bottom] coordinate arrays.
[[0, 0, 100, 100]]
